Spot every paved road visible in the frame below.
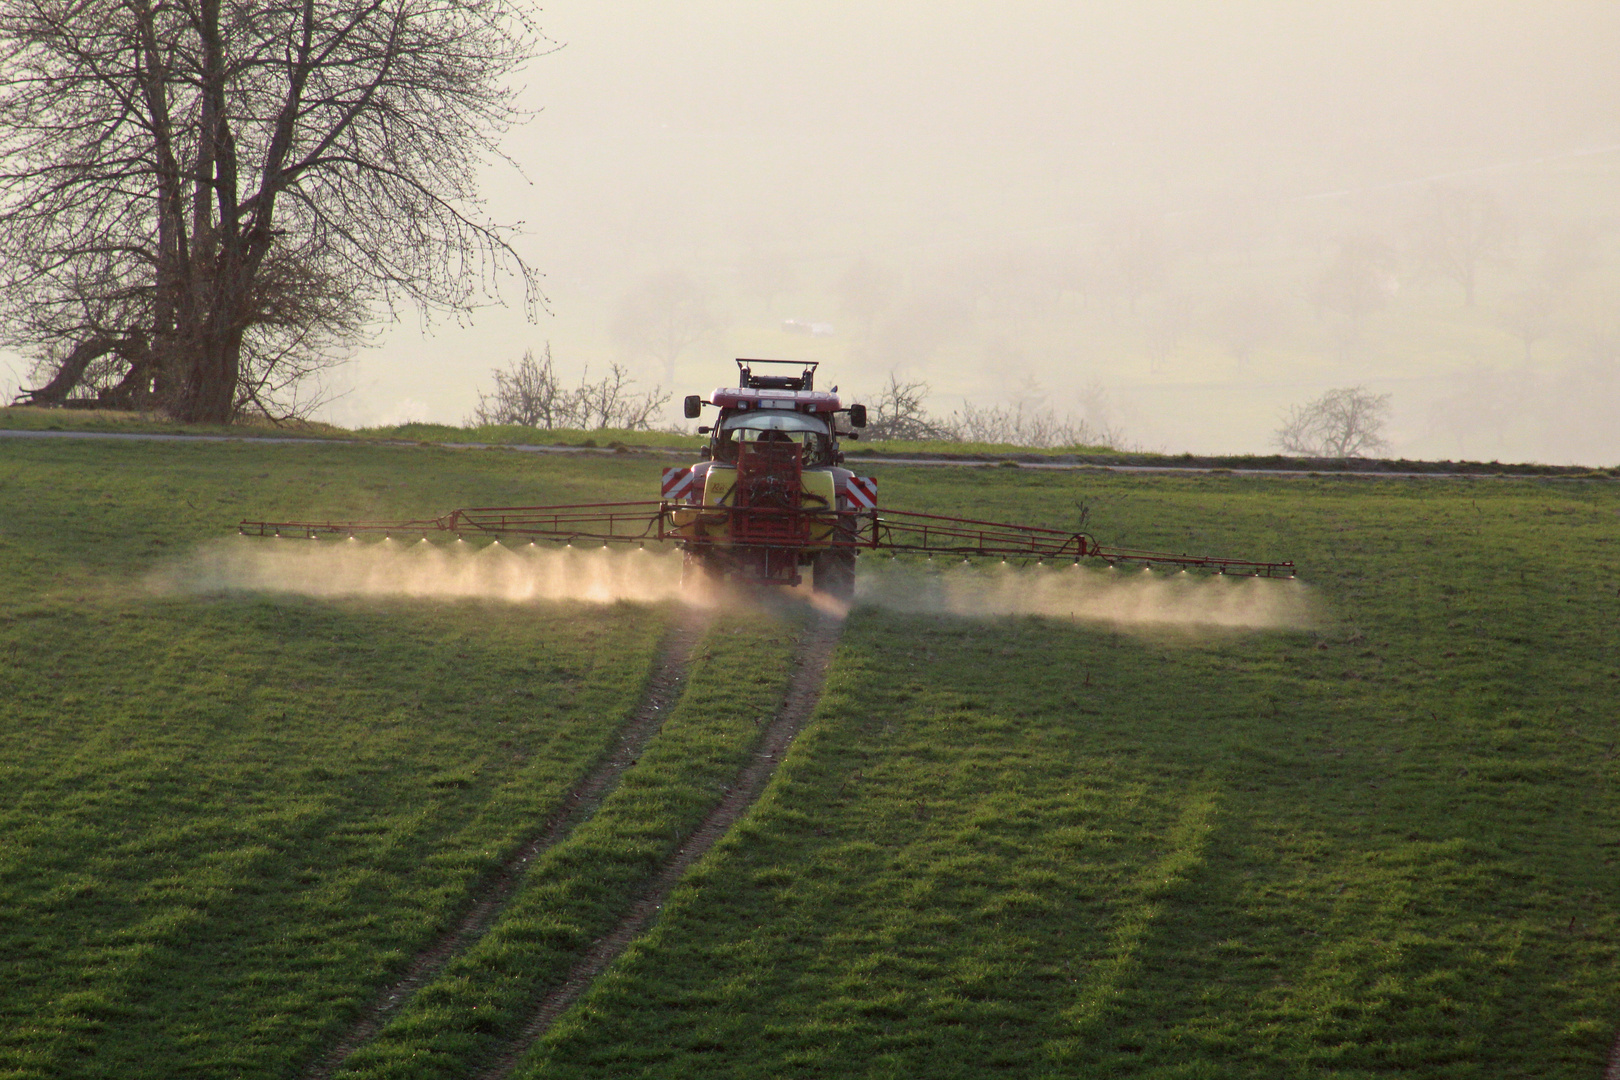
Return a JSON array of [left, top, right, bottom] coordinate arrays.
[[1, 425, 1598, 480]]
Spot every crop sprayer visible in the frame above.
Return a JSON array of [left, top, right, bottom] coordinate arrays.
[[238, 360, 1295, 598]]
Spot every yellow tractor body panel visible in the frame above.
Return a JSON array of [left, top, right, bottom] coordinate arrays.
[[801, 470, 837, 545], [703, 464, 736, 512], [668, 465, 836, 549]]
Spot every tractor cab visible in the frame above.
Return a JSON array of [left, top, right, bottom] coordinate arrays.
[[685, 360, 864, 467], [673, 359, 870, 594]]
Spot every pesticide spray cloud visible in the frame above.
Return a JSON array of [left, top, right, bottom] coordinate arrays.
[[156, 539, 1315, 631], [159, 536, 687, 605], [855, 559, 1315, 631]]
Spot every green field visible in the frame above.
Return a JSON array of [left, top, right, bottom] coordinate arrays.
[[3, 435, 1618, 1078]]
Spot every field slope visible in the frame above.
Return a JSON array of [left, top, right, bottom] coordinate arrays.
[[2, 438, 1618, 1078]]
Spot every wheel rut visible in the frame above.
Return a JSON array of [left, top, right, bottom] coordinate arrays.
[[303, 609, 713, 1080], [470, 611, 845, 1080]]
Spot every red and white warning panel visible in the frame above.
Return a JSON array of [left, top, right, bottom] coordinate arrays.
[[845, 475, 877, 510], [661, 466, 695, 502]]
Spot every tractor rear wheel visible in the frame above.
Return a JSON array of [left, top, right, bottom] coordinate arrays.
[[811, 548, 855, 602]]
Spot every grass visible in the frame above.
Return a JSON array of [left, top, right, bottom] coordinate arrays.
[[513, 468, 1620, 1078], [337, 614, 805, 1079], [5, 437, 1620, 1077], [350, 422, 703, 452], [0, 439, 677, 1079]]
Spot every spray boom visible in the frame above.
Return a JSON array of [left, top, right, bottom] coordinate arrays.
[[237, 361, 1295, 589]]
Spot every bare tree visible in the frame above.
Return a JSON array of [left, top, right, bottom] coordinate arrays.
[[570, 364, 669, 430], [1538, 221, 1602, 289], [858, 374, 1125, 449], [1311, 237, 1398, 353], [1142, 292, 1193, 370], [1, 0, 542, 422], [471, 345, 565, 429], [470, 345, 669, 430], [1411, 186, 1511, 307], [611, 271, 715, 383], [1097, 216, 1171, 315], [874, 291, 966, 368], [1498, 287, 1556, 362], [1210, 289, 1281, 370], [1275, 386, 1391, 458], [738, 249, 798, 315], [835, 257, 894, 342], [862, 374, 955, 441], [1577, 305, 1620, 366], [948, 401, 1118, 449]]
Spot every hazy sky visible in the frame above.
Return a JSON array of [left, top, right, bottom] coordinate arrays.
[[9, 1, 1619, 461]]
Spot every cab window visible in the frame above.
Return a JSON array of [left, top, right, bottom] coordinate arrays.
[[715, 411, 832, 465]]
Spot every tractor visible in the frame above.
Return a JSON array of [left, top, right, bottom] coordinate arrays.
[[665, 359, 872, 599], [238, 359, 1296, 586]]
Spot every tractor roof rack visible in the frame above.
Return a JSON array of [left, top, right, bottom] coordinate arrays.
[[737, 358, 817, 392]]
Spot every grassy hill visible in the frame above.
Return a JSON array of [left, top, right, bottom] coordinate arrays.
[[2, 436, 1617, 1077]]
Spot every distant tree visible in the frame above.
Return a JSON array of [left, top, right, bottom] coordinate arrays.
[[874, 291, 966, 368], [835, 257, 894, 341], [1274, 386, 1391, 458], [570, 364, 669, 430], [1411, 186, 1511, 307], [1142, 292, 1193, 370], [1498, 288, 1557, 362], [0, 0, 541, 422], [1577, 307, 1620, 365], [611, 272, 715, 384], [1537, 222, 1602, 289], [947, 400, 1118, 450], [1211, 290, 1281, 370], [738, 249, 799, 314], [471, 344, 669, 430], [1098, 216, 1171, 315], [857, 374, 1124, 449], [1311, 237, 1398, 358], [471, 346, 566, 429], [950, 246, 1061, 323], [861, 374, 955, 441]]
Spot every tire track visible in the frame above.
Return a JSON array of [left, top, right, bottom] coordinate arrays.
[[470, 611, 845, 1080], [302, 608, 713, 1080]]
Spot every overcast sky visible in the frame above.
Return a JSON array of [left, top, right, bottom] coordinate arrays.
[[9, 1, 1619, 461]]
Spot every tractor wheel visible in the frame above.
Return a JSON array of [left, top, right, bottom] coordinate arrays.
[[811, 548, 856, 602]]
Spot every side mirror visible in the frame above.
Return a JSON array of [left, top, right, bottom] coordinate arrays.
[[848, 403, 867, 428], [684, 395, 703, 419], [697, 425, 711, 434]]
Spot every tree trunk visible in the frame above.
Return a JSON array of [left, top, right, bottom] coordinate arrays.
[[15, 338, 116, 406], [175, 329, 243, 422]]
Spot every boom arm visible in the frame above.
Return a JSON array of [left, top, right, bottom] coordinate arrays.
[[239, 502, 1294, 578]]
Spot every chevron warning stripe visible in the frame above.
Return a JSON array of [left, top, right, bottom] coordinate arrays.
[[845, 475, 877, 509], [661, 466, 694, 502]]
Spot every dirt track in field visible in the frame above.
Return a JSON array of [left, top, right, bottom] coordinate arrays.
[[302, 609, 713, 1080], [469, 612, 844, 1080]]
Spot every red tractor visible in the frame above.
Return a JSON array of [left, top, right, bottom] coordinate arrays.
[[665, 360, 873, 599], [239, 359, 1295, 587]]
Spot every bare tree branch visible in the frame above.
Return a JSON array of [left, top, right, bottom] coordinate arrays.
[[1274, 386, 1391, 458], [1, 0, 545, 421], [470, 345, 671, 431]]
